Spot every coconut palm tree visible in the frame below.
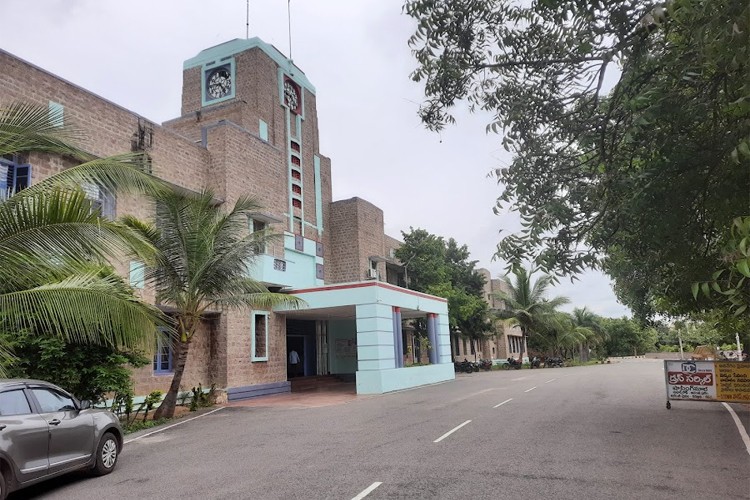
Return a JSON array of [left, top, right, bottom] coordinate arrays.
[[495, 267, 569, 362], [572, 307, 606, 361], [0, 102, 168, 369], [123, 189, 304, 418]]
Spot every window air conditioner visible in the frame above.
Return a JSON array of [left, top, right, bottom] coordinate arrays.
[[366, 268, 378, 280]]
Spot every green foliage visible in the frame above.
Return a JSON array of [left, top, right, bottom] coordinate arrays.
[[395, 228, 493, 343], [693, 217, 750, 317], [124, 189, 304, 419], [495, 267, 570, 356], [0, 329, 148, 404], [602, 318, 658, 356], [188, 383, 216, 411], [405, 0, 750, 320], [0, 102, 170, 373], [123, 418, 169, 435]]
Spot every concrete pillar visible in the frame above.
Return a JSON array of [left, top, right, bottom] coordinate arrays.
[[436, 313, 452, 364], [392, 307, 404, 368], [355, 303, 395, 372], [427, 313, 437, 365]]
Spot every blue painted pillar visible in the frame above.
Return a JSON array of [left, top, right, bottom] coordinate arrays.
[[392, 307, 404, 368], [427, 313, 438, 365]]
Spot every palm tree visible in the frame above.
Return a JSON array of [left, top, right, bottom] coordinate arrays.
[[0, 102, 168, 369], [571, 307, 606, 361], [495, 267, 569, 362], [124, 189, 304, 419]]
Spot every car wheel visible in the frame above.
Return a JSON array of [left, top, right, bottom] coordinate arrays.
[[92, 432, 119, 476], [0, 468, 7, 500]]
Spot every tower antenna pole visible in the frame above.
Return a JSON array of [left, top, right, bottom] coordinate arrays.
[[287, 0, 293, 61], [246, 0, 250, 38]]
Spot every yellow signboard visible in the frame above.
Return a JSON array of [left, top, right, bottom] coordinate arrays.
[[715, 362, 750, 403]]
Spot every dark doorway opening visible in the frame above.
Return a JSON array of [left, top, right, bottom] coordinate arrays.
[[287, 320, 316, 378]]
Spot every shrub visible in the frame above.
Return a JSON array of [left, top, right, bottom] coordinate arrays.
[[0, 329, 148, 404]]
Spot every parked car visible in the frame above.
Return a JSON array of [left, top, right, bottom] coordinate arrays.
[[0, 379, 123, 499]]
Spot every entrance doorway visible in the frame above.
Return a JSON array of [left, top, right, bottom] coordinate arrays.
[[287, 320, 321, 378], [287, 335, 305, 378]]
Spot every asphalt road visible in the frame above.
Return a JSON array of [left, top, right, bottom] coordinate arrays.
[[18, 359, 750, 499]]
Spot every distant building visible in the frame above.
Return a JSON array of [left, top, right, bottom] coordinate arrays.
[[450, 269, 527, 362], [0, 38, 455, 399]]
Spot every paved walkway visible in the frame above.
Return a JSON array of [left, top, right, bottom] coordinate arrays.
[[228, 382, 368, 409]]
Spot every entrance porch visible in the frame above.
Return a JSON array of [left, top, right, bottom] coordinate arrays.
[[279, 281, 455, 394]]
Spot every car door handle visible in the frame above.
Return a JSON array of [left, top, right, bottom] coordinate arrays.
[[0, 424, 6, 431], [49, 419, 61, 426]]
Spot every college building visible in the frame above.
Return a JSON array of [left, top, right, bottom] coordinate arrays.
[[1, 38, 462, 400]]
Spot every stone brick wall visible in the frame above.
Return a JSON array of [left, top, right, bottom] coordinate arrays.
[[329, 197, 387, 283]]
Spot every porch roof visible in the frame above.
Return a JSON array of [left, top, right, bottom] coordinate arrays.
[[278, 281, 448, 320]]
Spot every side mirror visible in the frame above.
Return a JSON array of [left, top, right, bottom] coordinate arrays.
[[79, 400, 92, 410]]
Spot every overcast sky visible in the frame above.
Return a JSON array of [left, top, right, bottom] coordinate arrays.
[[1, 0, 630, 318]]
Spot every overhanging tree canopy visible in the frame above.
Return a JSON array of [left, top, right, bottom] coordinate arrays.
[[405, 0, 750, 319]]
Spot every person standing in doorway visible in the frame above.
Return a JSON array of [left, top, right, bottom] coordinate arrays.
[[289, 349, 301, 377]]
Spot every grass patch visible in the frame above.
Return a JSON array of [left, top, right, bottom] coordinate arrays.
[[123, 418, 170, 434]]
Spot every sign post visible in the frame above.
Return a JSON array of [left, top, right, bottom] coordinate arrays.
[[664, 360, 750, 409]]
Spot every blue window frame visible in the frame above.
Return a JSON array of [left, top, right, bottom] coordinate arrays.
[[0, 155, 31, 199], [153, 333, 173, 374]]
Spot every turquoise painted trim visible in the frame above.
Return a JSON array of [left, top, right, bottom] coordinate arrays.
[[356, 364, 455, 394], [48, 101, 64, 127], [251, 311, 270, 362], [314, 155, 323, 234], [283, 234, 318, 257], [259, 119, 268, 141], [283, 284, 448, 314], [201, 58, 236, 107], [129, 260, 145, 289], [246, 253, 318, 289], [184, 38, 316, 94]]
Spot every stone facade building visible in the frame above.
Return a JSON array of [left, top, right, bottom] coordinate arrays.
[[0, 38, 455, 399], [451, 269, 528, 363]]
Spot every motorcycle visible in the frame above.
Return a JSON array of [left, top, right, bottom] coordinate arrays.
[[546, 356, 564, 368], [479, 359, 493, 371], [502, 357, 523, 370], [454, 359, 475, 373], [530, 356, 541, 369]]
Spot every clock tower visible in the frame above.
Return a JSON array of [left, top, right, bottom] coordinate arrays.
[[165, 37, 331, 288]]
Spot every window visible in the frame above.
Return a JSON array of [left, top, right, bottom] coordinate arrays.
[[249, 218, 267, 253], [259, 119, 269, 141], [292, 198, 302, 209], [462, 338, 467, 355], [252, 312, 269, 361], [48, 101, 64, 127], [31, 388, 76, 413], [0, 155, 31, 199], [291, 169, 301, 181], [153, 333, 173, 374], [0, 390, 32, 416], [292, 184, 302, 195], [81, 181, 116, 219], [129, 260, 145, 289]]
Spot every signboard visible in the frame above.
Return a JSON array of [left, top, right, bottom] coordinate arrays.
[[335, 339, 357, 358], [664, 360, 750, 408]]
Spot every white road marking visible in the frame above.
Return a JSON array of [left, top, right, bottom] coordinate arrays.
[[545, 378, 557, 384], [434, 420, 472, 443], [124, 407, 225, 444], [524, 386, 537, 393], [493, 398, 513, 408], [352, 482, 383, 500], [722, 403, 750, 456], [511, 376, 528, 381]]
